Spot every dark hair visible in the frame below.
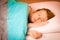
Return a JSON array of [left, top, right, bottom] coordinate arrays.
[[35, 8, 55, 20]]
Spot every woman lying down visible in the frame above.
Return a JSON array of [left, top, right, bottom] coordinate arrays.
[[27, 6, 55, 39]]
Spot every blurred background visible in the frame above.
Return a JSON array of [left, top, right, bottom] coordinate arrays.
[[1, 0, 60, 4], [18, 0, 60, 3]]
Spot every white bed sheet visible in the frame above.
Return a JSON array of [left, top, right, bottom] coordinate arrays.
[[28, 1, 60, 33], [26, 33, 60, 40], [26, 1, 60, 40]]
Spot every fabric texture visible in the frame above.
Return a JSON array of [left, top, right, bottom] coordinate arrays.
[[7, 2, 28, 40], [0, 2, 7, 40]]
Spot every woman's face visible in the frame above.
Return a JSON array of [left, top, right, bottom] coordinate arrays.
[[30, 10, 48, 23]]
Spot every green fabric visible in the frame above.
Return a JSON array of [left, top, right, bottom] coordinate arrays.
[[7, 2, 28, 40]]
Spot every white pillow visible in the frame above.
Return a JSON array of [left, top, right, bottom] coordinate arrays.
[[29, 1, 60, 33]]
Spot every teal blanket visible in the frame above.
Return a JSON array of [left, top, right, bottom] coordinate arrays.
[[7, 2, 28, 40]]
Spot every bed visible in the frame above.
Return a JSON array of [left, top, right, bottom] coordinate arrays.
[[26, 1, 60, 40]]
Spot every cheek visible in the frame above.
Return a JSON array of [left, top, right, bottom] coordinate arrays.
[[39, 14, 48, 21], [43, 15, 48, 21], [44, 14, 48, 20], [31, 15, 35, 22], [42, 13, 48, 18], [31, 14, 37, 22]]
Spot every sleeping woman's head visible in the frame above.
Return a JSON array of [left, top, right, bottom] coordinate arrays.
[[28, 8, 55, 23]]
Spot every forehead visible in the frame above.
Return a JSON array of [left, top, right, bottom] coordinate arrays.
[[34, 10, 47, 14]]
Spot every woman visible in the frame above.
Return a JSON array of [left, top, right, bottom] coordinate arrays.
[[27, 6, 55, 39]]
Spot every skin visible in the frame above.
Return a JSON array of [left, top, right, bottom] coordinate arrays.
[[30, 10, 48, 23], [27, 6, 48, 39], [27, 30, 42, 39]]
